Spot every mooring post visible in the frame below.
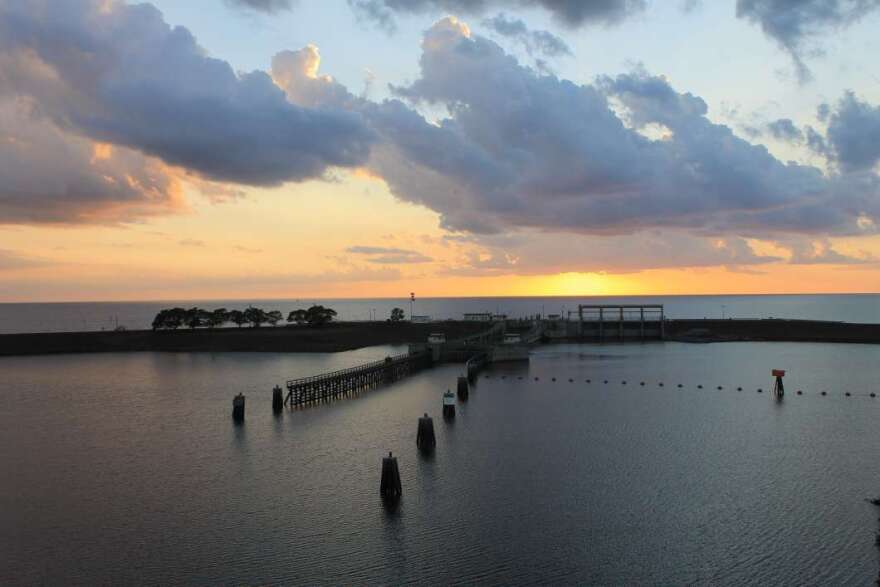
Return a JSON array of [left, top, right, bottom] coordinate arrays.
[[443, 389, 456, 419], [272, 385, 284, 413], [380, 452, 402, 502], [457, 376, 469, 401], [416, 413, 436, 453], [232, 393, 245, 422]]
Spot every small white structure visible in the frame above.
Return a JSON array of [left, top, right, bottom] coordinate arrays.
[[428, 332, 446, 344], [503, 332, 522, 345], [463, 312, 493, 321], [411, 315, 432, 323]]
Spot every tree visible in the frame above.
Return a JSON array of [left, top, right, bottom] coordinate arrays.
[[161, 307, 186, 330], [152, 309, 170, 331], [229, 309, 248, 328], [287, 309, 308, 325], [266, 310, 283, 326], [207, 308, 229, 329], [244, 307, 269, 328], [305, 305, 337, 327], [184, 307, 210, 330], [389, 307, 405, 322]]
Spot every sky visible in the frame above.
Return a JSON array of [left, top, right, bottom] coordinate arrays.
[[0, 0, 879, 302]]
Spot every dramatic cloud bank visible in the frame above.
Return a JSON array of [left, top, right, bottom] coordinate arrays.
[[268, 17, 878, 270], [0, 0, 373, 223], [348, 0, 646, 32], [0, 98, 181, 223], [2, 1, 877, 273], [736, 0, 880, 81], [375, 18, 875, 237]]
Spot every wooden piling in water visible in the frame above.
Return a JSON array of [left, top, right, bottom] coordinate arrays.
[[380, 452, 402, 502], [416, 413, 436, 452], [232, 393, 245, 422], [272, 385, 283, 413]]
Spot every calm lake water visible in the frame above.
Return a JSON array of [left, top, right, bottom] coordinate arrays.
[[1, 294, 878, 333], [3, 342, 880, 585]]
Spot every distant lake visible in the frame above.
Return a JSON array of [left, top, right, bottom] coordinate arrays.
[[0, 294, 878, 333], [3, 341, 880, 584]]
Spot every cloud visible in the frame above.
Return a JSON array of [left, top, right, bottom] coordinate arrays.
[[736, 0, 880, 83], [0, 0, 374, 191], [824, 91, 880, 172], [441, 231, 783, 275], [225, 0, 294, 12], [0, 97, 183, 224], [271, 17, 879, 260], [779, 237, 877, 264], [482, 13, 572, 57], [766, 118, 803, 142], [377, 19, 876, 238], [179, 239, 205, 247], [348, 0, 646, 32], [346, 245, 433, 264]]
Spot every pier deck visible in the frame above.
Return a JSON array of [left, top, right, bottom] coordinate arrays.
[[284, 351, 433, 407]]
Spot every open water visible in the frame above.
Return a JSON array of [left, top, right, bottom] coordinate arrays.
[[3, 341, 880, 585], [0, 294, 878, 333]]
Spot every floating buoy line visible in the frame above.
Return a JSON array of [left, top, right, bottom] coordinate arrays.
[[480, 373, 878, 399]]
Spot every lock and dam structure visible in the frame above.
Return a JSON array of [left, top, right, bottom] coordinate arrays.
[[283, 304, 665, 407]]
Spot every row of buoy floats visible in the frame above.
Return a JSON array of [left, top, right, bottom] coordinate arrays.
[[380, 376, 472, 505], [480, 374, 878, 398]]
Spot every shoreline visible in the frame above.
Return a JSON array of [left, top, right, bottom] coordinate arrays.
[[0, 318, 877, 357], [0, 322, 487, 357]]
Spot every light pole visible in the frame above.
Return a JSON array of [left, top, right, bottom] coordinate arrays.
[[410, 292, 415, 321]]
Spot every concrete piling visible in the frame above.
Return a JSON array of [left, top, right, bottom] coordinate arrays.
[[232, 393, 245, 422], [443, 390, 456, 419], [380, 452, 402, 502], [457, 376, 469, 401], [416, 414, 436, 452], [272, 385, 284, 413]]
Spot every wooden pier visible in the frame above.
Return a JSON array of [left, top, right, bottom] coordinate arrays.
[[284, 351, 432, 407]]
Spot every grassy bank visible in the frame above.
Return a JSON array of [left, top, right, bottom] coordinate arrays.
[[0, 321, 488, 357]]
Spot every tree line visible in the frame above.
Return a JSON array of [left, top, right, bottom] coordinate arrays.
[[151, 305, 338, 330]]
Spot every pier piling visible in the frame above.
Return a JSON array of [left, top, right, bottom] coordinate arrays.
[[416, 414, 436, 452], [272, 385, 283, 413], [443, 390, 456, 419], [232, 393, 245, 422], [380, 452, 402, 503]]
